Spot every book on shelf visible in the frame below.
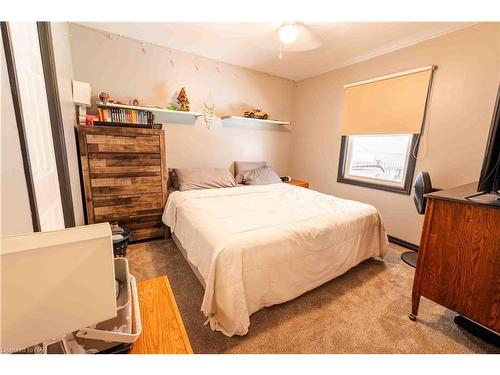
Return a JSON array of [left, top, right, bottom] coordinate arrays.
[[97, 107, 155, 125], [93, 121, 163, 129]]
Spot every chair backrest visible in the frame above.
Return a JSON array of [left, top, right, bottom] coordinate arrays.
[[413, 172, 434, 215]]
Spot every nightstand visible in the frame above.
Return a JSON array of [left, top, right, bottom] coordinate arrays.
[[130, 276, 193, 354], [287, 179, 309, 188]]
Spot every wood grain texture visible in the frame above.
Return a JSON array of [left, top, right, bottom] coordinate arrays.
[[130, 276, 193, 354], [78, 126, 95, 223], [412, 197, 500, 332], [92, 184, 163, 197], [87, 134, 160, 145], [77, 125, 168, 241], [87, 143, 160, 154], [287, 179, 309, 188], [411, 198, 436, 318], [159, 131, 168, 210], [130, 227, 166, 242]]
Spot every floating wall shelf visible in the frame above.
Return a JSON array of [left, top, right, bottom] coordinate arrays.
[[97, 102, 202, 121], [221, 116, 291, 126]]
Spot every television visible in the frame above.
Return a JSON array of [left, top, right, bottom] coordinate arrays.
[[476, 83, 500, 197]]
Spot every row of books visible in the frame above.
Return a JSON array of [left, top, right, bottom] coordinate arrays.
[[97, 107, 155, 125]]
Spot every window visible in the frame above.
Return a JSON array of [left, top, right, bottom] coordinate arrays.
[[338, 134, 419, 194], [338, 66, 435, 194]]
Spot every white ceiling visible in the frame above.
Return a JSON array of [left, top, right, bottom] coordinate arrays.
[[77, 22, 473, 81]]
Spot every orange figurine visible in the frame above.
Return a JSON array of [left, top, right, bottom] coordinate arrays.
[[176, 87, 190, 112]]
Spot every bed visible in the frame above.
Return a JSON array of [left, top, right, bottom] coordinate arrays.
[[162, 183, 388, 336]]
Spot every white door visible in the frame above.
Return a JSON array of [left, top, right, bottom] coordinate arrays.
[[8, 22, 64, 231]]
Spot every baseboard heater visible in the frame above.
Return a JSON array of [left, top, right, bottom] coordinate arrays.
[[388, 235, 419, 251]]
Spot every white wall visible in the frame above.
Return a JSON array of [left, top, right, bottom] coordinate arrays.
[[51, 22, 85, 226], [68, 23, 294, 175], [0, 36, 33, 236], [291, 23, 500, 244]]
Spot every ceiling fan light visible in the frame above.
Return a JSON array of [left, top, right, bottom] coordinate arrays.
[[279, 23, 299, 45]]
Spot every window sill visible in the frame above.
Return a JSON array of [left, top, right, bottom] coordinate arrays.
[[337, 176, 412, 195]]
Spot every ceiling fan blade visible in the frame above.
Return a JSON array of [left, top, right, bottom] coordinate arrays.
[[282, 24, 322, 52]]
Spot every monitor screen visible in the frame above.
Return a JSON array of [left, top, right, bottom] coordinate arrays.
[[478, 83, 500, 193]]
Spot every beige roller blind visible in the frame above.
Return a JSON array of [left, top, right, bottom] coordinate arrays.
[[340, 67, 434, 135]]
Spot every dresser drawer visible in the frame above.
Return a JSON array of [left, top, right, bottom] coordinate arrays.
[[123, 213, 164, 230], [115, 213, 165, 241], [89, 153, 161, 167], [86, 134, 160, 154], [91, 176, 163, 197], [130, 227, 165, 241], [93, 193, 163, 222], [91, 211, 164, 240], [90, 164, 161, 178], [89, 154, 162, 179]]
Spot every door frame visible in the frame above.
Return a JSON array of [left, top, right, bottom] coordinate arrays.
[[37, 22, 75, 228], [1, 22, 40, 231], [1, 21, 75, 230]]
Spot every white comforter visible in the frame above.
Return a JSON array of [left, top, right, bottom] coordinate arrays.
[[163, 183, 388, 336]]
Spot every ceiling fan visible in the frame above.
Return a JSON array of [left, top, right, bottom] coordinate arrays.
[[277, 22, 322, 56]]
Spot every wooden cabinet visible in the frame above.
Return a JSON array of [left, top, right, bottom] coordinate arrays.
[[77, 125, 168, 241], [411, 183, 500, 333], [287, 179, 309, 188]]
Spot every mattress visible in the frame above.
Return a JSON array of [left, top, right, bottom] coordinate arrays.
[[163, 183, 388, 336]]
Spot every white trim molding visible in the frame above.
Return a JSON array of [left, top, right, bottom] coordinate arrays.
[[344, 65, 437, 89]]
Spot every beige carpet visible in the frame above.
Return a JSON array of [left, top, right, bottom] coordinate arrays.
[[126, 239, 498, 354]]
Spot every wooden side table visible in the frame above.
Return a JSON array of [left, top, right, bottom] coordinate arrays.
[[130, 276, 193, 354], [287, 179, 309, 188]]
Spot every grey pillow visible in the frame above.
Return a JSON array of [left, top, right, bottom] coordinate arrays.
[[174, 168, 237, 191], [240, 166, 282, 186], [234, 161, 267, 183]]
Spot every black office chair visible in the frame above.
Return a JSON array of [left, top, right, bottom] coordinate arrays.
[[401, 172, 441, 268]]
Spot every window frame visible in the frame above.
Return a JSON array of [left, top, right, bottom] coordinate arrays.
[[337, 133, 420, 195]]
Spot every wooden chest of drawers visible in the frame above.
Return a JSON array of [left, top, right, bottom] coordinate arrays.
[[411, 183, 500, 333], [77, 125, 168, 241]]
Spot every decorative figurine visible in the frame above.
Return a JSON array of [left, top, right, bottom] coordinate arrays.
[[86, 114, 99, 126], [204, 102, 215, 130], [98, 92, 110, 103], [176, 87, 190, 112], [243, 108, 269, 119]]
